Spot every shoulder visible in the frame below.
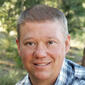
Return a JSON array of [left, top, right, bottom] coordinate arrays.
[[16, 74, 31, 85], [66, 59, 85, 78], [65, 59, 85, 84]]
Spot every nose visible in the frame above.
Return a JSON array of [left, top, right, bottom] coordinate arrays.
[[33, 43, 47, 59]]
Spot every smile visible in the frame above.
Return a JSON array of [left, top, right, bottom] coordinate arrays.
[[34, 62, 51, 66]]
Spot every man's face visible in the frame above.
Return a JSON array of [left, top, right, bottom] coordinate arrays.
[[16, 21, 70, 81]]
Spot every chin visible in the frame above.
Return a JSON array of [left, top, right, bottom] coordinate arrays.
[[33, 71, 52, 80]]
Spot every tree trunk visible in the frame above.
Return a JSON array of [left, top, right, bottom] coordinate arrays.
[[82, 47, 85, 66]]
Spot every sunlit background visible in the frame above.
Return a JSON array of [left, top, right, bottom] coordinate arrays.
[[0, 0, 85, 85]]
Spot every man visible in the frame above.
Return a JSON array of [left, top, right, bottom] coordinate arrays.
[[16, 5, 85, 85]]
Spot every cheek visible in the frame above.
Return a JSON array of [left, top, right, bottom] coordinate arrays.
[[20, 48, 33, 63], [49, 45, 65, 59], [20, 49, 34, 71], [48, 45, 65, 75]]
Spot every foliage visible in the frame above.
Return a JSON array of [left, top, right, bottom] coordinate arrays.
[[15, 55, 24, 68], [0, 0, 85, 85], [0, 74, 16, 85], [58, 0, 85, 33], [0, 69, 26, 85], [0, 0, 85, 33]]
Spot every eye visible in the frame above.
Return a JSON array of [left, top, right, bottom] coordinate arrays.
[[25, 41, 36, 47], [48, 40, 55, 45]]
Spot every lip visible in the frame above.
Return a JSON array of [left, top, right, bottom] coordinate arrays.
[[33, 62, 51, 70], [34, 62, 51, 66]]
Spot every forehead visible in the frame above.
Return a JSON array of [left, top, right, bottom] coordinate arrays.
[[20, 20, 63, 32], [20, 21, 64, 41]]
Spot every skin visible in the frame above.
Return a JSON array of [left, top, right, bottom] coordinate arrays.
[[16, 20, 70, 85]]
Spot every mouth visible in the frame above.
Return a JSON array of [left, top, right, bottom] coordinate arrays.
[[34, 62, 51, 66], [33, 61, 51, 69]]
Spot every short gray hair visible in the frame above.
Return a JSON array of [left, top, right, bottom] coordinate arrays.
[[17, 4, 69, 41]]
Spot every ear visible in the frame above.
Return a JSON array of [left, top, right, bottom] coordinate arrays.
[[65, 35, 70, 54], [16, 39, 20, 56]]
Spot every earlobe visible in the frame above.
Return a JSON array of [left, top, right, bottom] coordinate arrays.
[[65, 35, 70, 53]]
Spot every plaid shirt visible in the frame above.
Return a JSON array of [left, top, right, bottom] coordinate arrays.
[[16, 58, 85, 85]]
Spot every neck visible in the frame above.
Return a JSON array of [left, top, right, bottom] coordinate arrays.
[[31, 80, 54, 85]]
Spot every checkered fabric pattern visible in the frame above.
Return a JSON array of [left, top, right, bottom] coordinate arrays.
[[16, 58, 85, 85]]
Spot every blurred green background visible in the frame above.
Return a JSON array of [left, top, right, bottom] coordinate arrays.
[[0, 0, 85, 85]]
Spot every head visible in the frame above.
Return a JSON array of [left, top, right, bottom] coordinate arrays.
[[16, 5, 70, 84]]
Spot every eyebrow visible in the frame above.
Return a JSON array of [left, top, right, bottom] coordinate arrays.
[[24, 36, 59, 39], [23, 36, 60, 42], [23, 37, 35, 41], [46, 37, 59, 40], [47, 37, 56, 39]]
